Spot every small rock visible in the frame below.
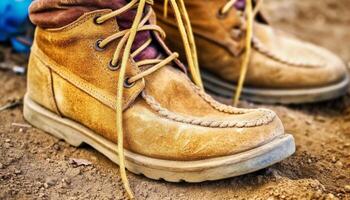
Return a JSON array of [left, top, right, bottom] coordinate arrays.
[[44, 177, 57, 188], [0, 163, 3, 169], [69, 158, 92, 167], [308, 159, 312, 164], [335, 161, 343, 167], [305, 119, 312, 125], [313, 190, 322, 198], [38, 193, 45, 198], [331, 156, 337, 163], [344, 185, 350, 192], [5, 139, 10, 143], [3, 143, 12, 148], [326, 193, 336, 200], [62, 178, 71, 185], [14, 169, 21, 175], [53, 144, 60, 151]]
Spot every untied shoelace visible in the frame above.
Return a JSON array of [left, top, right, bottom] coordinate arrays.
[[220, 0, 263, 106], [94, 0, 202, 199]]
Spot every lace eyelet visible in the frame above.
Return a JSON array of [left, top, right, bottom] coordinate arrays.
[[93, 15, 102, 25], [124, 77, 135, 88], [94, 39, 105, 51], [217, 8, 228, 19], [108, 60, 120, 71]]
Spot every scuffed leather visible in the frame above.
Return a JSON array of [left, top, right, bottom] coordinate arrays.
[[27, 9, 285, 161], [154, 0, 347, 88], [27, 54, 60, 115]]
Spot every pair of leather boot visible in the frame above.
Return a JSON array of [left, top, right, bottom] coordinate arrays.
[[24, 0, 347, 198]]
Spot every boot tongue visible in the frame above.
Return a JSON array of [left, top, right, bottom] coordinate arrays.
[[29, 0, 160, 61], [234, 0, 246, 11], [233, 0, 267, 23], [116, 1, 160, 61]]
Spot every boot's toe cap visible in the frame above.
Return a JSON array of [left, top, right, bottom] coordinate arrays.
[[125, 101, 285, 161], [249, 24, 348, 89]]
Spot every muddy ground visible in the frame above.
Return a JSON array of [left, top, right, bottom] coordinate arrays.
[[0, 0, 349, 199]]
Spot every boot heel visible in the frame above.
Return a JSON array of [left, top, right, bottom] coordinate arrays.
[[23, 94, 84, 147]]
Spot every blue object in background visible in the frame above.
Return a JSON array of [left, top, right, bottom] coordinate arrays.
[[0, 0, 32, 53]]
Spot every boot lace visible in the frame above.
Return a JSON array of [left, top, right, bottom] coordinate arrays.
[[94, 0, 202, 199], [220, 0, 263, 106]]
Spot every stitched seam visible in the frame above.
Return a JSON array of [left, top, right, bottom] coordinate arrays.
[[46, 68, 60, 115], [185, 77, 275, 119], [45, 10, 110, 32], [31, 33, 144, 111], [142, 91, 275, 128], [31, 48, 116, 110], [49, 70, 63, 116], [252, 37, 324, 68], [189, 81, 250, 114]]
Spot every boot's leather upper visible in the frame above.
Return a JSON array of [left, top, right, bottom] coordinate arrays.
[[27, 8, 284, 161], [154, 0, 348, 89]]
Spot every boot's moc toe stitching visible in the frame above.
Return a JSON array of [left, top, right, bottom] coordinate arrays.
[[24, 3, 295, 198], [154, 0, 349, 104]]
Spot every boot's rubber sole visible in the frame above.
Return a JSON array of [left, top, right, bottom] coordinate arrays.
[[23, 94, 295, 182], [201, 70, 350, 104]]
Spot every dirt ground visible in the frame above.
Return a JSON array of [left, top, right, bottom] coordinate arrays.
[[0, 0, 349, 199]]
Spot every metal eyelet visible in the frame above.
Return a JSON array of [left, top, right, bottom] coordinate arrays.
[[93, 15, 102, 25], [94, 39, 105, 51], [123, 77, 136, 88], [108, 60, 120, 71], [217, 8, 228, 19]]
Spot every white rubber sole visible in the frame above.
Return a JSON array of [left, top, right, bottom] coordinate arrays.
[[23, 94, 295, 182], [201, 70, 350, 104]]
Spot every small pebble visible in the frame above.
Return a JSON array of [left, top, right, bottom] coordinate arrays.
[[335, 161, 343, 167], [62, 178, 71, 185], [344, 185, 350, 192], [44, 177, 57, 188], [313, 190, 322, 198], [331, 156, 337, 163], [326, 193, 336, 199], [53, 144, 60, 151], [3, 143, 12, 148]]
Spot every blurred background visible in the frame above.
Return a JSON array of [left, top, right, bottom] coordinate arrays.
[[265, 0, 350, 62]]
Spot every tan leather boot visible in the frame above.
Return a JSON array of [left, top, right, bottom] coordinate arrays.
[[154, 0, 349, 104], [23, 0, 295, 198]]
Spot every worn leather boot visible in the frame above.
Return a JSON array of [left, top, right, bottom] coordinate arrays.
[[24, 0, 295, 198], [154, 0, 349, 104]]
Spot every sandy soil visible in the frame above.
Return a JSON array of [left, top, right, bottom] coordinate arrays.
[[0, 0, 349, 199]]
